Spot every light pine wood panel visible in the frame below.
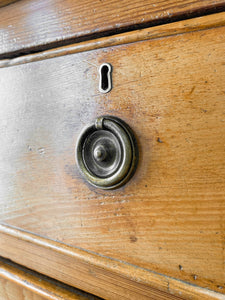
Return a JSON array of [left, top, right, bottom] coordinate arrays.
[[0, 280, 46, 300], [0, 14, 224, 298], [0, 256, 100, 300], [0, 0, 225, 57]]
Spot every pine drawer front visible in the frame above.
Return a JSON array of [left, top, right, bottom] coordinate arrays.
[[0, 13, 224, 300]]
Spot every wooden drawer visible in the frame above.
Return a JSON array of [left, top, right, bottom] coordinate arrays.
[[0, 0, 225, 58], [0, 12, 224, 300]]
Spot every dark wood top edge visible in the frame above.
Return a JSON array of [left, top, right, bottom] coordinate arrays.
[[0, 11, 225, 69], [0, 1, 225, 59]]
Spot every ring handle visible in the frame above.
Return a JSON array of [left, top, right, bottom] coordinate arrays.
[[76, 116, 138, 189]]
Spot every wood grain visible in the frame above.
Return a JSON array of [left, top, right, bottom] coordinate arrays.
[[0, 0, 18, 8], [0, 0, 225, 58], [0, 14, 225, 299], [1, 11, 225, 69], [1, 223, 222, 300], [0, 256, 100, 300]]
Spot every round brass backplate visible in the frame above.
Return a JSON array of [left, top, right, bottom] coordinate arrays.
[[75, 116, 138, 189]]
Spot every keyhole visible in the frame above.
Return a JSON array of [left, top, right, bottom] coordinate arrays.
[[99, 63, 112, 93]]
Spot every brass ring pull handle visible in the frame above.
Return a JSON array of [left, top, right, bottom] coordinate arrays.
[[75, 116, 138, 189]]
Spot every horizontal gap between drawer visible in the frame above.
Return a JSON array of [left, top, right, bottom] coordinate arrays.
[[0, 4, 225, 62], [0, 223, 224, 300], [0, 256, 102, 300], [1, 10, 225, 69]]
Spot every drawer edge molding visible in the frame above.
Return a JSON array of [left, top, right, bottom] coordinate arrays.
[[1, 11, 225, 69], [0, 223, 223, 300], [0, 256, 99, 300]]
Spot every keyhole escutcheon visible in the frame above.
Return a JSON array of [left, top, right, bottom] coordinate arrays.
[[99, 63, 112, 93]]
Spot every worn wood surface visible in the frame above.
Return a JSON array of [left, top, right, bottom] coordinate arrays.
[[0, 14, 225, 299], [1, 224, 222, 300], [0, 256, 100, 300], [1, 11, 225, 69], [0, 0, 18, 8], [0, 0, 225, 58]]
